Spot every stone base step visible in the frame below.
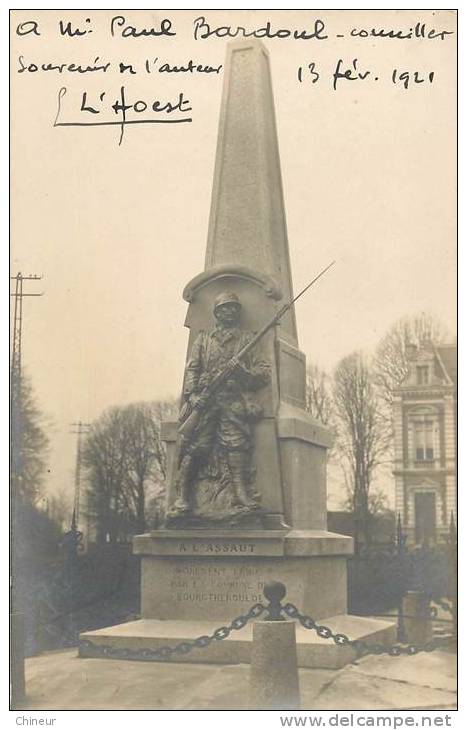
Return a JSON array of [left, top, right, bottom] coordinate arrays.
[[80, 614, 396, 670], [433, 628, 454, 638]]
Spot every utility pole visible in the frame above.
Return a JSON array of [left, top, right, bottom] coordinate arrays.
[[70, 421, 91, 535], [10, 272, 43, 658], [10, 272, 43, 497]]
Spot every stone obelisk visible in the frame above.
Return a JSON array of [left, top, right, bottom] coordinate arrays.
[[80, 41, 396, 668], [164, 40, 333, 528], [205, 40, 297, 340]]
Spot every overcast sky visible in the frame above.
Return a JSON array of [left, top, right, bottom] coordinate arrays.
[[11, 9, 456, 508]]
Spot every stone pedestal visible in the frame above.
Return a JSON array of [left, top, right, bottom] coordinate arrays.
[[136, 529, 351, 621], [80, 528, 396, 668]]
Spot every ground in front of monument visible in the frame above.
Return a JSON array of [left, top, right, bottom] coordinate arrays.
[[20, 644, 456, 711]]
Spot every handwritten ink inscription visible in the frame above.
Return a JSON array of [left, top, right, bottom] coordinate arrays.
[[13, 12, 455, 144], [15, 15, 454, 42], [297, 58, 436, 90], [54, 86, 193, 145]]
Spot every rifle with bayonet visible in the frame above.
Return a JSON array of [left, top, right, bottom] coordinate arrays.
[[177, 261, 335, 449]]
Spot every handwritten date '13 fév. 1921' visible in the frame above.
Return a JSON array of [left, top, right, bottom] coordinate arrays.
[[298, 58, 435, 90]]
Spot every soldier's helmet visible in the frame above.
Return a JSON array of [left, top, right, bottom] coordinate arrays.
[[213, 291, 241, 313]]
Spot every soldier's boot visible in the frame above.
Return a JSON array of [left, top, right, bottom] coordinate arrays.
[[171, 454, 192, 515], [228, 452, 257, 509]]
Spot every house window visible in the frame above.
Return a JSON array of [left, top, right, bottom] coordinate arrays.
[[416, 365, 429, 385], [414, 420, 434, 461]]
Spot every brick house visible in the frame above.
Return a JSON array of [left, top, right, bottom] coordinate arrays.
[[392, 340, 456, 545]]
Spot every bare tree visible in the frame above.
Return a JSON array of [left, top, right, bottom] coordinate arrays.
[[82, 399, 177, 542], [122, 401, 177, 533], [374, 312, 449, 408], [47, 489, 71, 531], [14, 375, 50, 504], [82, 407, 128, 543], [305, 364, 334, 426], [341, 484, 389, 516], [333, 352, 391, 548]]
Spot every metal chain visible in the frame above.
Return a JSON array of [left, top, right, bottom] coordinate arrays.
[[79, 602, 265, 661], [369, 608, 452, 624], [79, 594, 455, 662], [281, 603, 454, 657], [431, 597, 454, 615]]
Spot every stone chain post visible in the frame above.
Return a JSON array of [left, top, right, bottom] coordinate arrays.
[[249, 581, 301, 710], [402, 591, 432, 646]]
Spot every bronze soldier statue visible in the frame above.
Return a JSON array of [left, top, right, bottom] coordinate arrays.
[[167, 291, 270, 521]]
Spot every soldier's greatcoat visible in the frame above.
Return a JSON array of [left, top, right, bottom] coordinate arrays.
[[182, 325, 270, 453]]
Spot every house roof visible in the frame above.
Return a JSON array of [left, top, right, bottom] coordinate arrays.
[[435, 344, 457, 387], [394, 340, 457, 393]]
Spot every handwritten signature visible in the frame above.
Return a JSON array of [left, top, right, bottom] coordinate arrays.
[[54, 86, 192, 145]]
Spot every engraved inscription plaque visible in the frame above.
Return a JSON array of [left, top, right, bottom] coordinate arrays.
[[143, 530, 286, 556], [140, 554, 349, 621], [169, 563, 265, 605]]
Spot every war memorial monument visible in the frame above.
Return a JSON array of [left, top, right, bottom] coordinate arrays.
[[81, 39, 395, 669]]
